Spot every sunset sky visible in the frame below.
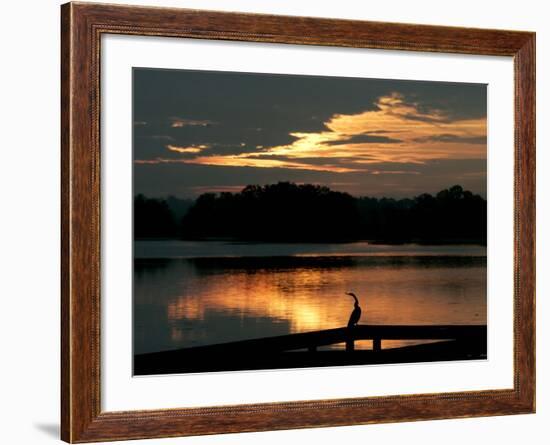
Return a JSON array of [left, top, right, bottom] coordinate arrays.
[[133, 68, 487, 198]]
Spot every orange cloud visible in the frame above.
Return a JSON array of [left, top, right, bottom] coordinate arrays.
[[186, 155, 358, 173], [167, 144, 209, 154], [169, 117, 216, 128]]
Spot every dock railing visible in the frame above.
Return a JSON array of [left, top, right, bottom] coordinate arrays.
[[144, 324, 487, 356], [134, 324, 487, 375]]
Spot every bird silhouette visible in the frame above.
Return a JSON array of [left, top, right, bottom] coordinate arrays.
[[346, 292, 362, 328]]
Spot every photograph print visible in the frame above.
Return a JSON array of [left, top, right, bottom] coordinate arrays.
[[132, 68, 488, 375]]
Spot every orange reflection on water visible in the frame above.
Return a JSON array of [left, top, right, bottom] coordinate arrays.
[[159, 258, 486, 350]]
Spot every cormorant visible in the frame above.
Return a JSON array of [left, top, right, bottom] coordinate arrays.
[[346, 292, 362, 328]]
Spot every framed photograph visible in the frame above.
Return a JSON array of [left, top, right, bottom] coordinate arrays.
[[61, 2, 535, 442]]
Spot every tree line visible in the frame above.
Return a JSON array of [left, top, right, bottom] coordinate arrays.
[[134, 182, 486, 244]]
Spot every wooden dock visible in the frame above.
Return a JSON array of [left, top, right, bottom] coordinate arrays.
[[134, 324, 487, 375]]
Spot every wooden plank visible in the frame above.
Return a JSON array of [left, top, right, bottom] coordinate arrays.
[[136, 325, 487, 361], [134, 326, 487, 375], [134, 339, 487, 375]]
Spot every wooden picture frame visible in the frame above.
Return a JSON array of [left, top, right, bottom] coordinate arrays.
[[61, 2, 535, 442]]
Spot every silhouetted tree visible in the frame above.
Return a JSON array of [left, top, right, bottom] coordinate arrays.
[[181, 182, 361, 242], [134, 183, 487, 244], [134, 194, 177, 239], [410, 185, 486, 244]]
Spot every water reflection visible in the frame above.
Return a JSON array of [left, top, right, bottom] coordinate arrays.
[[134, 251, 486, 355]]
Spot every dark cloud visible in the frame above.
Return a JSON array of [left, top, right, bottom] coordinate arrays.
[[133, 68, 487, 198], [199, 144, 261, 156], [396, 85, 487, 121], [169, 117, 216, 128], [134, 68, 486, 159], [242, 155, 376, 167], [149, 135, 175, 141], [414, 134, 487, 144], [134, 120, 301, 159], [325, 134, 403, 146]]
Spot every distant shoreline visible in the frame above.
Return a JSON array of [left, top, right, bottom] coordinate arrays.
[[133, 240, 487, 260], [134, 236, 487, 246]]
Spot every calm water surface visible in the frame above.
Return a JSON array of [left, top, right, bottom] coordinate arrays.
[[134, 241, 486, 354]]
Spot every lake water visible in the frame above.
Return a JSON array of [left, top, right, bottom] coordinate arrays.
[[134, 241, 487, 355]]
